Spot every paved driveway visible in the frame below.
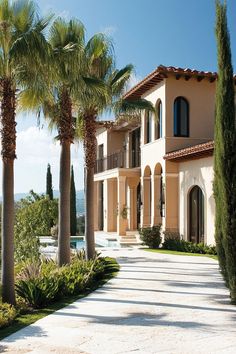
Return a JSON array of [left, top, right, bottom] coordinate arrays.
[[1, 249, 236, 354]]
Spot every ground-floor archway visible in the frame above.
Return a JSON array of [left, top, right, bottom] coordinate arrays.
[[189, 185, 204, 243]]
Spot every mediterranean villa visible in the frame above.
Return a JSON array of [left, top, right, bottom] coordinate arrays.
[[93, 65, 222, 246]]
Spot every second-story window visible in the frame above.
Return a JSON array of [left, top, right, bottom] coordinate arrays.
[[155, 100, 162, 139], [174, 97, 189, 137], [146, 111, 152, 144]]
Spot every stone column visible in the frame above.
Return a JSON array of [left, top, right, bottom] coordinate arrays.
[[117, 176, 127, 236], [97, 181, 104, 231], [152, 175, 161, 226], [103, 179, 117, 232], [165, 173, 179, 232], [94, 181, 99, 231], [127, 178, 140, 231], [103, 179, 109, 232]]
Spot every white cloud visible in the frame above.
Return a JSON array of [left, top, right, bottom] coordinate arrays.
[[0, 126, 84, 194], [100, 26, 117, 37]]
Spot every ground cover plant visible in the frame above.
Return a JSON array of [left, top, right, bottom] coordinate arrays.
[[0, 252, 119, 339]]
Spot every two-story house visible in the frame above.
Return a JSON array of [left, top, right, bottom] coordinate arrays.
[[93, 65, 229, 246]]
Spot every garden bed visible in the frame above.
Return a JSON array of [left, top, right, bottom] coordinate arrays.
[[0, 255, 119, 340]]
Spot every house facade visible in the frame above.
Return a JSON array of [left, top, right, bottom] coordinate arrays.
[[93, 65, 229, 245]]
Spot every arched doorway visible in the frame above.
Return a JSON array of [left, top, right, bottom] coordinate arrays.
[[189, 186, 204, 243]]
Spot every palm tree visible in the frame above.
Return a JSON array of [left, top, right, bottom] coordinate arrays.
[[0, 0, 51, 304], [20, 17, 85, 266], [75, 34, 155, 259]]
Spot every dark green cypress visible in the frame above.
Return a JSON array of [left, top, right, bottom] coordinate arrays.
[[70, 165, 77, 235], [46, 164, 53, 200], [214, 1, 236, 303]]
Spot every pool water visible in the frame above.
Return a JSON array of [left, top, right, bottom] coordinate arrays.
[[70, 236, 119, 249]]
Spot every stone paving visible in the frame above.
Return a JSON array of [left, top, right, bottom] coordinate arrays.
[[1, 248, 236, 354]]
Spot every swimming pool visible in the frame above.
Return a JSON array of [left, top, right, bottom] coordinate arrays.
[[70, 236, 119, 249]]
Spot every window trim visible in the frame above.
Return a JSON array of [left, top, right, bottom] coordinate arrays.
[[145, 110, 152, 144], [174, 97, 189, 137], [155, 100, 162, 140]]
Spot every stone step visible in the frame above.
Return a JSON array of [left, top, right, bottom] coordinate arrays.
[[126, 231, 140, 237]]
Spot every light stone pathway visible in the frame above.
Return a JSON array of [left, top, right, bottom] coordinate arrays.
[[1, 248, 236, 354]]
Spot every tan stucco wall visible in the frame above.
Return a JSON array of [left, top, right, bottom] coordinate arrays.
[[179, 156, 215, 245], [107, 131, 126, 155], [96, 129, 108, 156], [96, 129, 127, 158], [165, 77, 215, 141]]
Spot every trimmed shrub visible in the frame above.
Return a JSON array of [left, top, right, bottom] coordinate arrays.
[[163, 231, 181, 241], [162, 236, 217, 255], [0, 304, 17, 328], [139, 225, 162, 249]]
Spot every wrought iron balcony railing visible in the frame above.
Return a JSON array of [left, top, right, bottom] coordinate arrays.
[[95, 148, 141, 173]]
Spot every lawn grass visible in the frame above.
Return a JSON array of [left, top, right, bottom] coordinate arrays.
[[144, 248, 218, 260], [0, 257, 119, 340]]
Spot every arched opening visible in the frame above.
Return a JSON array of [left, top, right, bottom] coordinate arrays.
[[143, 166, 151, 226], [136, 182, 141, 228], [155, 100, 162, 140], [189, 186, 204, 243], [145, 111, 152, 144], [174, 96, 189, 137]]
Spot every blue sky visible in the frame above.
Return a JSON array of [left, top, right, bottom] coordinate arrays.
[[1, 0, 236, 194]]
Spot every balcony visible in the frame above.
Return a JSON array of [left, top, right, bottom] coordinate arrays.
[[95, 150, 126, 173], [95, 149, 141, 174]]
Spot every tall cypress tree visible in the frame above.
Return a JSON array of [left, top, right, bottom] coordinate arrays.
[[70, 165, 77, 235], [46, 164, 53, 200], [214, 1, 236, 303]]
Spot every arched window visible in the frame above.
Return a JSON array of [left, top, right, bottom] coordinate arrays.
[[189, 186, 204, 243], [145, 111, 152, 144], [155, 100, 162, 139], [174, 97, 189, 137]]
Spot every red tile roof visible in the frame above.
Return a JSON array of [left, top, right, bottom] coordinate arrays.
[[164, 141, 214, 162], [124, 65, 236, 100]]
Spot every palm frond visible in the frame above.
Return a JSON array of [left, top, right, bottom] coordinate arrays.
[[10, 15, 52, 62], [114, 98, 156, 119], [109, 64, 134, 97]]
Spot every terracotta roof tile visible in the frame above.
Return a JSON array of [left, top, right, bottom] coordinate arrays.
[[124, 65, 236, 100], [164, 141, 214, 161]]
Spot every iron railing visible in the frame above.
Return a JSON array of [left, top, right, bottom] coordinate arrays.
[[95, 148, 141, 173], [95, 149, 126, 173]]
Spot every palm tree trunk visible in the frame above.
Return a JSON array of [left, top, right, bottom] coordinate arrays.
[[58, 140, 71, 266], [57, 88, 73, 266], [2, 160, 15, 304], [1, 79, 16, 305], [85, 166, 95, 259], [84, 114, 97, 259]]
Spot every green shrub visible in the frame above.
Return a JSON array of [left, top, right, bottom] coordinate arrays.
[[15, 257, 108, 308], [0, 304, 17, 328], [15, 275, 60, 309], [163, 231, 181, 241], [14, 191, 58, 263], [162, 237, 217, 255], [139, 225, 162, 249]]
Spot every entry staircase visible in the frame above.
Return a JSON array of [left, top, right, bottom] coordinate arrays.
[[119, 230, 143, 247]]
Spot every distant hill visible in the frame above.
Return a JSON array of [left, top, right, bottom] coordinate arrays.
[[0, 190, 85, 215]]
